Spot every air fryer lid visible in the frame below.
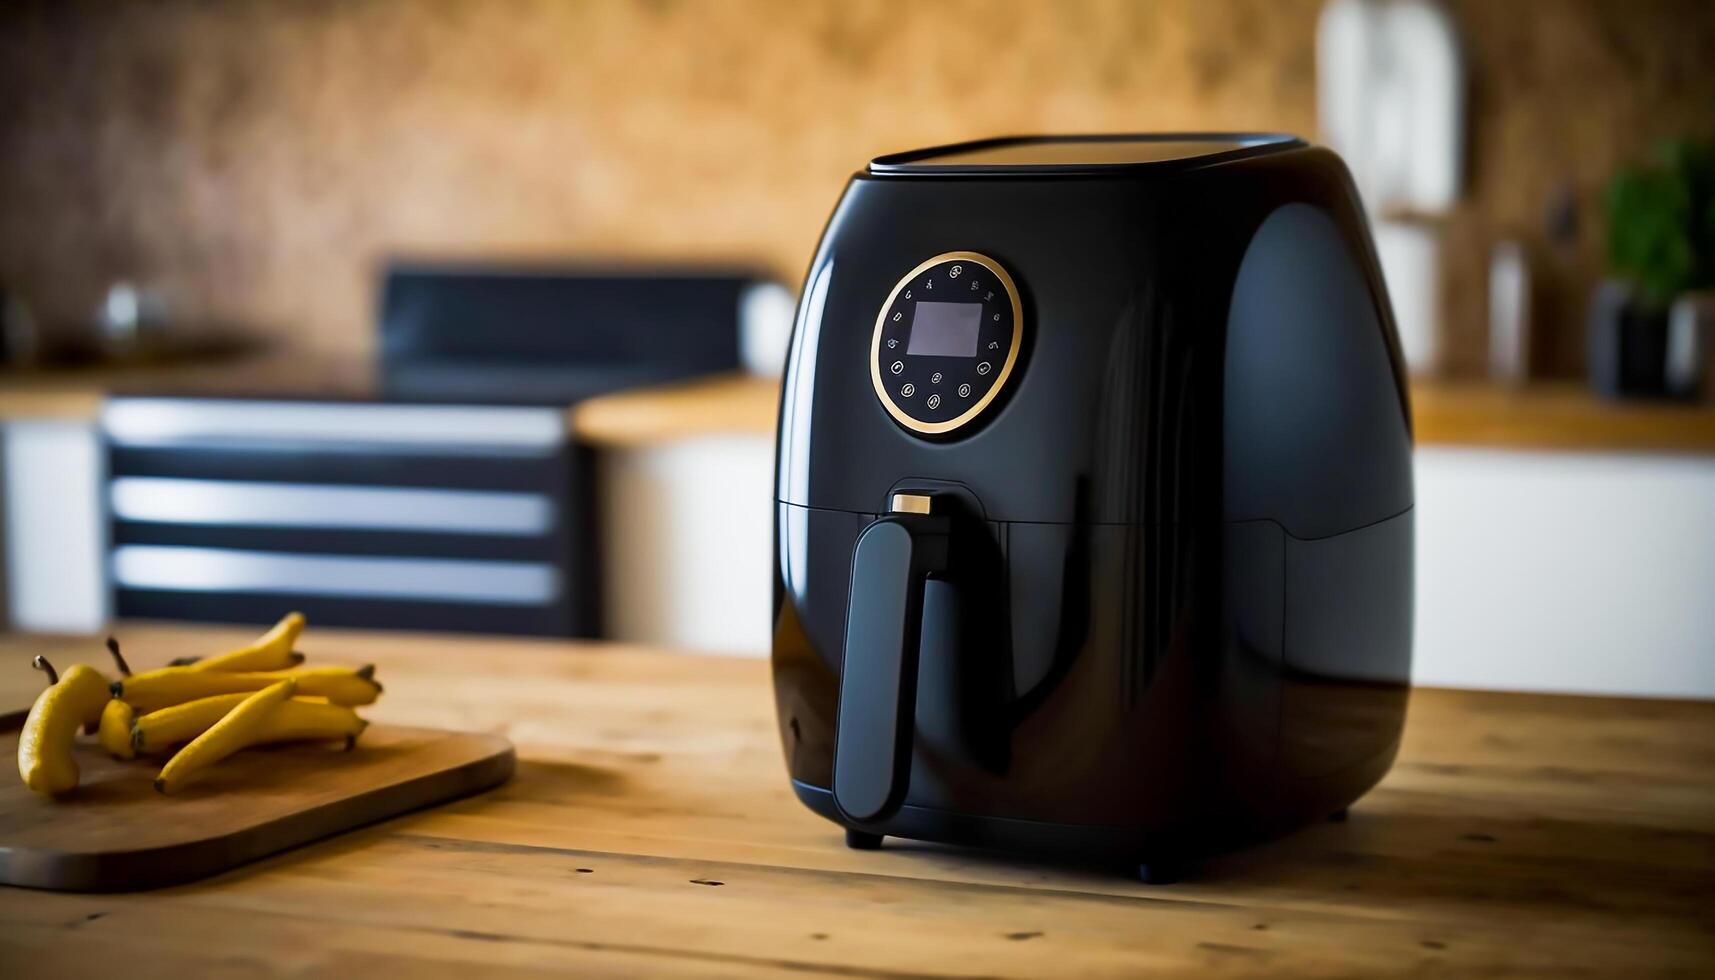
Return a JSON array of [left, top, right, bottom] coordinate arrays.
[[869, 133, 1303, 175]]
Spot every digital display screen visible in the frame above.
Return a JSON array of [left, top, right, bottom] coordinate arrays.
[[906, 302, 982, 357]]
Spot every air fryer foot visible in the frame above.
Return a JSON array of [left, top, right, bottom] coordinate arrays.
[[1328, 807, 1350, 823], [1135, 860, 1183, 885], [845, 829, 883, 850]]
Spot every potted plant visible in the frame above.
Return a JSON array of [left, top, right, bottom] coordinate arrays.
[[1591, 141, 1715, 398]]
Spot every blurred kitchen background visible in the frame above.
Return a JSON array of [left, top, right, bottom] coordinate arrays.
[[0, 1, 1711, 697]]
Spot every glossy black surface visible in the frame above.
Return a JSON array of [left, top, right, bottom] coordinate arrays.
[[833, 515, 949, 822], [773, 135, 1413, 865]]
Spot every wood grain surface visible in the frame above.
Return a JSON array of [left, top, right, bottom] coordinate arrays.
[[1, 625, 1711, 976], [0, 722, 514, 892], [571, 372, 783, 447], [1409, 379, 1715, 454]]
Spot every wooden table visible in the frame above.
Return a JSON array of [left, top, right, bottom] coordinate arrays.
[[0, 625, 1711, 976]]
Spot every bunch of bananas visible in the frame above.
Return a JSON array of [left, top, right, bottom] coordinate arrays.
[[16, 613, 382, 796]]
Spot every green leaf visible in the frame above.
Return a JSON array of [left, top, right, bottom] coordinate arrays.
[[1605, 140, 1715, 306]]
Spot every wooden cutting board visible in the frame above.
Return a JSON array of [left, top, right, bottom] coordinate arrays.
[[0, 719, 513, 892]]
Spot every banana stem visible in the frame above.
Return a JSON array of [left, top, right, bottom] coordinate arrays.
[[105, 636, 133, 676], [31, 655, 59, 686]]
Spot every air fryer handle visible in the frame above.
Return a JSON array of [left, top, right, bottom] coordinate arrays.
[[832, 510, 950, 824]]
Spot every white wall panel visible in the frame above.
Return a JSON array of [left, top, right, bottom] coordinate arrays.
[[1414, 447, 1715, 698], [598, 435, 774, 656], [3, 421, 107, 633]]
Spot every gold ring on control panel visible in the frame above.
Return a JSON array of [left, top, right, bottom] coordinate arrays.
[[869, 251, 1024, 435]]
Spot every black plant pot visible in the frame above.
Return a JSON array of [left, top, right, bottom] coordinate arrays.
[[1589, 280, 1671, 397]]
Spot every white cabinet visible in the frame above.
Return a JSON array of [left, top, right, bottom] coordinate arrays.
[[2, 420, 107, 633], [596, 434, 774, 656], [1414, 447, 1715, 698]]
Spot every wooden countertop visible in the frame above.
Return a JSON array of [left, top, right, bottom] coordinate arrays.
[[1409, 379, 1715, 453], [0, 354, 367, 422], [571, 372, 782, 447], [7, 357, 1715, 453], [1, 625, 1710, 975], [0, 365, 156, 422], [575, 374, 1715, 453]]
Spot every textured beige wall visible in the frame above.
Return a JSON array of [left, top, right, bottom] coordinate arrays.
[[1, 0, 1711, 375]]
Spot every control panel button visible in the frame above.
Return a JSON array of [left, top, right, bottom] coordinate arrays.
[[926, 393, 941, 410], [958, 383, 971, 398], [976, 361, 991, 376], [900, 383, 914, 397], [931, 372, 943, 384], [890, 360, 904, 375]]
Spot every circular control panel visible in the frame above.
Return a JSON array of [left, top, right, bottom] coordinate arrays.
[[870, 251, 1023, 436]]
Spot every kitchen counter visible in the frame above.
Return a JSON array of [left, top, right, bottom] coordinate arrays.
[[0, 362, 225, 422], [10, 357, 1715, 454], [579, 374, 1715, 452], [571, 372, 783, 447], [0, 354, 375, 422], [0, 625, 1709, 976], [1409, 379, 1715, 453]]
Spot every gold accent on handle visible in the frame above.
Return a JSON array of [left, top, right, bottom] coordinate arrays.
[[889, 493, 933, 515], [870, 251, 1024, 436]]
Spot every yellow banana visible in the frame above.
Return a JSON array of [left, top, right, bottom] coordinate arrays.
[[155, 678, 295, 794], [253, 701, 368, 750], [132, 694, 365, 754], [17, 657, 112, 796], [130, 692, 249, 752], [246, 665, 379, 707], [189, 612, 307, 672], [98, 698, 137, 760], [113, 664, 380, 713]]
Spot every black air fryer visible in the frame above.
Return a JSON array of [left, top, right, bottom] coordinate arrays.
[[770, 135, 1414, 880]]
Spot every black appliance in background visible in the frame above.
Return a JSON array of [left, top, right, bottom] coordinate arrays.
[[105, 264, 765, 636], [771, 135, 1415, 879], [377, 263, 750, 402]]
